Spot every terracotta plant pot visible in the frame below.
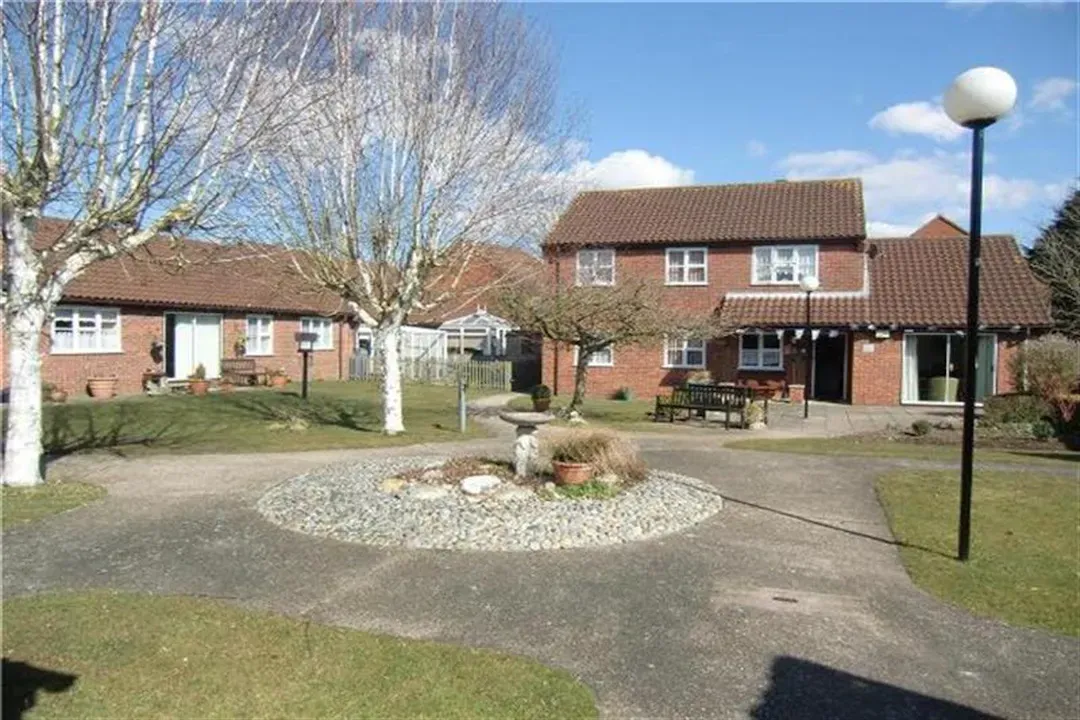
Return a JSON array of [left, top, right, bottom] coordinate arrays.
[[189, 379, 210, 396], [87, 377, 118, 400], [552, 461, 592, 486], [270, 375, 289, 389], [532, 397, 551, 412]]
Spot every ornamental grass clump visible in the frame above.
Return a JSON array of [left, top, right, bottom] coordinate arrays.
[[547, 430, 646, 484]]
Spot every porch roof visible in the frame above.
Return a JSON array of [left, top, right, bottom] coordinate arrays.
[[719, 235, 1052, 329]]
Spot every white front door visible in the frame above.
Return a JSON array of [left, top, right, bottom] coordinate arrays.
[[171, 313, 222, 379]]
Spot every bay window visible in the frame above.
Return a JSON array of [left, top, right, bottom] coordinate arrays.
[[51, 306, 120, 353], [753, 245, 817, 284], [739, 331, 782, 370]]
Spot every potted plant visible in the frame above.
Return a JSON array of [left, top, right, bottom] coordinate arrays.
[[234, 334, 247, 358], [685, 370, 713, 386], [549, 433, 594, 486], [189, 363, 210, 396], [42, 382, 68, 403], [531, 384, 552, 412], [87, 376, 118, 399], [269, 368, 289, 388]]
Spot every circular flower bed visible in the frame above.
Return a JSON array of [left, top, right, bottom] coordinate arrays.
[[257, 456, 723, 551]]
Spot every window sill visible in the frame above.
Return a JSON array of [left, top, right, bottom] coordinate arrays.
[[662, 364, 707, 369], [575, 282, 615, 288], [738, 366, 785, 372], [664, 282, 708, 287], [750, 281, 802, 287], [245, 352, 274, 357], [50, 350, 124, 356]]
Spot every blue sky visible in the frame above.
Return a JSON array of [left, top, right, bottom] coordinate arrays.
[[525, 2, 1078, 243]]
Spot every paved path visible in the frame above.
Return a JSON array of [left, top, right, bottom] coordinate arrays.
[[4, 440, 1078, 719]]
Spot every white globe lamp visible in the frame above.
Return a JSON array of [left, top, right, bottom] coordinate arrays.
[[799, 275, 820, 294], [944, 67, 1017, 128]]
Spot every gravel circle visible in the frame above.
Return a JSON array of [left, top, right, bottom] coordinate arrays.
[[257, 456, 723, 551]]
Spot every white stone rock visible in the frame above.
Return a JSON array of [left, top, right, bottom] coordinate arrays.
[[749, 421, 767, 430], [379, 477, 408, 493], [568, 410, 586, 426], [460, 474, 502, 495], [595, 473, 621, 486], [492, 485, 534, 502], [420, 468, 444, 482], [409, 485, 451, 501]]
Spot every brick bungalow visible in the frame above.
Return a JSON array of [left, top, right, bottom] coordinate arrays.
[[541, 179, 1052, 406]]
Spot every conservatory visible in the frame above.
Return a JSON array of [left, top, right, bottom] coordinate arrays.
[[439, 309, 516, 357]]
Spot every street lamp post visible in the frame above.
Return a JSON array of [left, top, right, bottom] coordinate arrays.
[[944, 67, 1017, 562], [799, 274, 820, 420]]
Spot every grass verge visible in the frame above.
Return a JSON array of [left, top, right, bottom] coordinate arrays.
[[2, 592, 598, 719], [726, 436, 1078, 469], [508, 395, 656, 429], [18, 382, 493, 458], [876, 469, 1079, 636], [2, 483, 105, 530]]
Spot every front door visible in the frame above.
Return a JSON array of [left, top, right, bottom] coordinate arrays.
[[166, 313, 222, 379], [813, 332, 847, 401]]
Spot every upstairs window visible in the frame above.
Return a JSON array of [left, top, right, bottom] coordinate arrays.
[[739, 332, 782, 370], [576, 248, 615, 286], [663, 337, 706, 368], [51, 306, 120, 353], [300, 317, 334, 350], [753, 245, 817, 285], [245, 315, 274, 356], [666, 248, 707, 285]]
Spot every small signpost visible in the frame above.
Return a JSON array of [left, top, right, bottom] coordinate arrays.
[[294, 332, 318, 400]]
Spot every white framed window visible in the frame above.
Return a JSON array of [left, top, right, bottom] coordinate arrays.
[[663, 337, 706, 368], [573, 345, 614, 367], [300, 317, 334, 350], [666, 248, 707, 285], [51, 306, 121, 354], [576, 248, 615, 286], [739, 331, 783, 370], [245, 315, 274, 356], [752, 245, 817, 285]]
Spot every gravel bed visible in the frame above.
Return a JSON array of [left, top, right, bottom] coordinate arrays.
[[257, 456, 723, 551]]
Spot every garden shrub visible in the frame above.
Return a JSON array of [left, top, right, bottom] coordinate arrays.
[[911, 419, 931, 436], [1031, 419, 1056, 442], [613, 386, 633, 401], [547, 429, 647, 483], [982, 393, 1053, 426], [1010, 334, 1080, 425]]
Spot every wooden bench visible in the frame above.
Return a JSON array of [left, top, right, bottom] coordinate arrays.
[[654, 383, 761, 429], [220, 358, 260, 386]]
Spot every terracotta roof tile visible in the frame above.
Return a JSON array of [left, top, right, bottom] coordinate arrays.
[[545, 178, 866, 247], [910, 215, 968, 238], [720, 235, 1051, 328]]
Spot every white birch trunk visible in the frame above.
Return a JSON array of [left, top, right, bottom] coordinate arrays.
[[3, 216, 49, 486], [376, 324, 405, 435]]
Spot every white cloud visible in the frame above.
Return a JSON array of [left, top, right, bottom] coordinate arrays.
[[1030, 77, 1078, 112], [868, 101, 964, 142], [866, 220, 919, 237], [570, 149, 694, 189], [780, 148, 1067, 229], [746, 140, 767, 158]]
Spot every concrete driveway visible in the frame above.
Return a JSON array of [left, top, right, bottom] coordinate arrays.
[[4, 440, 1077, 719]]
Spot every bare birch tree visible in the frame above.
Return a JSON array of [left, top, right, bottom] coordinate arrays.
[[501, 275, 728, 411], [249, 1, 575, 435], [1, 1, 328, 486]]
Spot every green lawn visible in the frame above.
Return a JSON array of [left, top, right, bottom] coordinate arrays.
[[2, 592, 598, 719], [27, 382, 492, 457], [877, 469, 1080, 636], [726, 436, 1079, 469], [508, 395, 656, 428], [2, 483, 105, 530]]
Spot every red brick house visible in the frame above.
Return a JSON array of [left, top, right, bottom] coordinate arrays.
[[541, 179, 1052, 406], [3, 218, 356, 397]]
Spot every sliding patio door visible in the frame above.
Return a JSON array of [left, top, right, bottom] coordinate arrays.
[[902, 333, 996, 404]]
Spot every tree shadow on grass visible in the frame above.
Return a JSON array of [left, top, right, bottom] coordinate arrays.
[[40, 403, 192, 461], [751, 656, 1003, 719], [2, 659, 77, 720], [226, 392, 378, 432], [1003, 450, 1079, 464]]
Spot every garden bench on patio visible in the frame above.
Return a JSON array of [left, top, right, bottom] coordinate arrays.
[[653, 383, 762, 429], [220, 358, 261, 386]]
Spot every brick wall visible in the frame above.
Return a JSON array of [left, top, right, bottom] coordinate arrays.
[[996, 334, 1022, 394], [849, 331, 904, 405], [6, 305, 353, 398]]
